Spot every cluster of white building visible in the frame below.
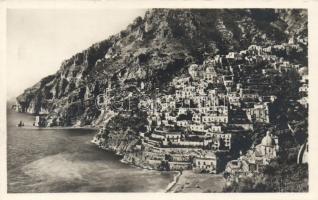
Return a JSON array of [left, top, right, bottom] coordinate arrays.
[[136, 42, 306, 173]]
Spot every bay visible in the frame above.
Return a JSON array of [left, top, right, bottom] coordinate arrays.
[[7, 107, 174, 193]]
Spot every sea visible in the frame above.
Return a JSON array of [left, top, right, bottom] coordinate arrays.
[[7, 107, 175, 193]]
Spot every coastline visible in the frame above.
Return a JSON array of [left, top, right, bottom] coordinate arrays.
[[92, 139, 226, 193], [166, 170, 226, 193], [165, 171, 182, 192], [120, 157, 182, 193], [21, 126, 99, 130], [93, 141, 182, 192]]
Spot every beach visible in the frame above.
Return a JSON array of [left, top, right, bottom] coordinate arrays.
[[167, 170, 226, 193]]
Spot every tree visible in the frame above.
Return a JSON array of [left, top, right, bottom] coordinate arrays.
[[158, 161, 170, 171], [165, 154, 173, 162]]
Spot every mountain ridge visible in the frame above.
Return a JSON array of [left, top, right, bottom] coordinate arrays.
[[15, 9, 307, 127]]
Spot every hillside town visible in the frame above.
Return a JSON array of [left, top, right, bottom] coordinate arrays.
[[90, 36, 308, 190]]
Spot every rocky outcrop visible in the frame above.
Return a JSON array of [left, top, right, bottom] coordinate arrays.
[[92, 113, 147, 157]]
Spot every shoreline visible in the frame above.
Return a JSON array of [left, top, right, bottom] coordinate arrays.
[[120, 157, 182, 193], [10, 109, 100, 131], [93, 141, 182, 192], [165, 171, 182, 192], [17, 126, 99, 131], [166, 170, 226, 193], [92, 141, 226, 193]]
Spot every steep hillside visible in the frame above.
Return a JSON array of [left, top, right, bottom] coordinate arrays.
[[15, 9, 307, 127]]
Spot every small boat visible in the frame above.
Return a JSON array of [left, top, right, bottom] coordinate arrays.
[[17, 121, 24, 127]]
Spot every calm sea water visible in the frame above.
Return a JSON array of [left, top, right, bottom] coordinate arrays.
[[7, 108, 174, 193]]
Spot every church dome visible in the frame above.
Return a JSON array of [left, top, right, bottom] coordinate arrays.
[[261, 131, 274, 146]]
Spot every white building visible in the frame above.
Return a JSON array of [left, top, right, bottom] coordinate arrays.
[[193, 152, 218, 173], [192, 113, 202, 123], [177, 120, 189, 128], [246, 102, 270, 123], [204, 66, 218, 83], [202, 114, 228, 124], [190, 124, 206, 133], [212, 133, 232, 150]]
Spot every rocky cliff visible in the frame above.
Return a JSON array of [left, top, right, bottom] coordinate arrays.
[[16, 9, 307, 127]]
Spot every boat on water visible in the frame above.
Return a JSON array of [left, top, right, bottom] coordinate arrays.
[[17, 120, 24, 127]]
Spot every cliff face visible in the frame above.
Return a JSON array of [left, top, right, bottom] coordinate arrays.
[[16, 9, 307, 127], [93, 113, 147, 155]]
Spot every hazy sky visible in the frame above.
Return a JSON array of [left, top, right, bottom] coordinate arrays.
[[6, 9, 146, 100]]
